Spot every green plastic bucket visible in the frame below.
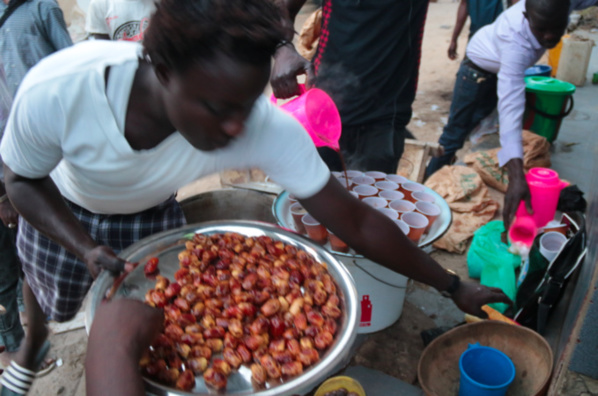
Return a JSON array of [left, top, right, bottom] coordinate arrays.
[[523, 77, 576, 143]]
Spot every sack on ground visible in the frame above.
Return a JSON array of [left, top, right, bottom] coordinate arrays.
[[425, 166, 499, 253], [464, 130, 552, 192]]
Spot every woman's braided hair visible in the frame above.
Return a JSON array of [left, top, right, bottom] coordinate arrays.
[[143, 0, 286, 72]]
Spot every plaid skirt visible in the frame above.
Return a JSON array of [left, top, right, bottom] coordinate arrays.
[[17, 196, 186, 322]]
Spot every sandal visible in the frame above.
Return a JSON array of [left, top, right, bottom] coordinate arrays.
[[1, 340, 55, 395]]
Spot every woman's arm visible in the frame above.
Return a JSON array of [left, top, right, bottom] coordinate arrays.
[[301, 177, 512, 317], [3, 166, 127, 277]]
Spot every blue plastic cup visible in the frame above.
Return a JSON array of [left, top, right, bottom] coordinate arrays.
[[459, 343, 516, 396]]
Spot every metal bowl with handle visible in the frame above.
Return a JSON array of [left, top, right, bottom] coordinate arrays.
[[85, 220, 359, 396]]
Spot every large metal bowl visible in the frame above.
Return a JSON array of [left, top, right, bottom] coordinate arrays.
[[85, 220, 359, 396]]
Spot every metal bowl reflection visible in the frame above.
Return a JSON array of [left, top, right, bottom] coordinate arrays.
[[85, 220, 359, 396]]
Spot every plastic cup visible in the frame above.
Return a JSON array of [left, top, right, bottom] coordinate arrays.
[[352, 175, 376, 187], [402, 212, 428, 243], [385, 174, 408, 185], [364, 171, 387, 181], [374, 181, 400, 192], [328, 231, 350, 253], [353, 185, 378, 200], [301, 214, 328, 245], [348, 191, 359, 200], [539, 231, 567, 262], [337, 176, 352, 190], [459, 344, 515, 396], [388, 199, 416, 218], [393, 219, 410, 235], [412, 191, 436, 203], [331, 171, 343, 178], [542, 220, 568, 236], [377, 207, 399, 220], [415, 201, 441, 232], [362, 196, 388, 209], [401, 182, 426, 202], [346, 170, 364, 179], [378, 190, 404, 203], [288, 194, 298, 203], [290, 203, 308, 234]]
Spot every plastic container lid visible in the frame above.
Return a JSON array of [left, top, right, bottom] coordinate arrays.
[[524, 65, 552, 77], [524, 76, 576, 95]]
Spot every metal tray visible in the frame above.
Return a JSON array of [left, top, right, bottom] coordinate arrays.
[[273, 185, 452, 257], [85, 220, 359, 396]]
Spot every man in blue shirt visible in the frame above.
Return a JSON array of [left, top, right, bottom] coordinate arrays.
[[0, 0, 71, 376], [448, 0, 508, 60]]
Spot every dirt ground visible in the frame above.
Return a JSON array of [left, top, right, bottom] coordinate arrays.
[[1, 1, 519, 394]]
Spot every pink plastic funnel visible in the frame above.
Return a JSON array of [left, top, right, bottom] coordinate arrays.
[[508, 167, 568, 248], [270, 85, 341, 151]]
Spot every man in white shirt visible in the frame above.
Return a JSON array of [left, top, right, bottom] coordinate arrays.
[[426, 0, 570, 231], [85, 0, 156, 41]]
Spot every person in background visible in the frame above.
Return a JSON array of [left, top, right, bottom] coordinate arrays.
[[447, 0, 509, 60], [271, 0, 428, 174], [0, 0, 71, 379], [85, 0, 156, 41], [425, 0, 572, 233], [0, 0, 510, 393]]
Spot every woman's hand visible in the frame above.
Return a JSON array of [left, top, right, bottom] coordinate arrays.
[[270, 44, 314, 99], [451, 281, 512, 318], [83, 245, 130, 278], [503, 158, 532, 232]]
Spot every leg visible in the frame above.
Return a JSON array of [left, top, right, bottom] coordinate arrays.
[[426, 63, 497, 177], [343, 123, 406, 174], [0, 225, 25, 363], [469, 75, 499, 133], [0, 280, 52, 395], [12, 280, 49, 369]]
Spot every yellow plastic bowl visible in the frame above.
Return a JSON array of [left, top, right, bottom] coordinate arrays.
[[315, 376, 366, 396]]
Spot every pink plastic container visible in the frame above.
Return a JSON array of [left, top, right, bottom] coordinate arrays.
[[271, 85, 342, 151], [509, 167, 568, 248]]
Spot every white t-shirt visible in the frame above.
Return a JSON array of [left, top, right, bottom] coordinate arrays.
[[85, 0, 156, 41], [1, 41, 330, 214]]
